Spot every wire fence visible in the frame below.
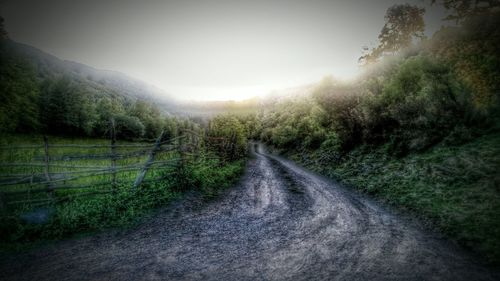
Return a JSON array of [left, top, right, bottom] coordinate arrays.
[[0, 125, 213, 211]]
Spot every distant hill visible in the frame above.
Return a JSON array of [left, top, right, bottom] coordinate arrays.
[[168, 85, 316, 118], [0, 39, 173, 106], [0, 39, 182, 137], [171, 97, 261, 117], [1, 39, 315, 121]]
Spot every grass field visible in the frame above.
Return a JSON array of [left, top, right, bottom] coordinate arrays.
[[287, 132, 500, 264], [0, 134, 180, 208], [0, 134, 245, 249]]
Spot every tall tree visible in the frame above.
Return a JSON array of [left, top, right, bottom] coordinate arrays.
[[0, 17, 7, 39], [360, 4, 425, 64], [430, 0, 500, 22]]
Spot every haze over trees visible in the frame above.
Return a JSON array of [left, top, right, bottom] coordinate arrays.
[[360, 4, 426, 64], [0, 35, 179, 139], [0, 0, 499, 267], [0, 17, 7, 39], [0, 14, 250, 246], [255, 2, 500, 263], [431, 0, 500, 21]]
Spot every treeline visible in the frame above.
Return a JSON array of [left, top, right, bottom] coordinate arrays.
[[0, 36, 254, 162], [258, 7, 500, 156], [0, 40, 181, 140], [254, 2, 500, 264]]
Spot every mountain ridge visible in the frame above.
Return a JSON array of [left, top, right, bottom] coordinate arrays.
[[1, 39, 173, 105]]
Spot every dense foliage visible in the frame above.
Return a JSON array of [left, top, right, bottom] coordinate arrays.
[[255, 7, 500, 264], [0, 39, 176, 140], [259, 10, 499, 155], [0, 154, 245, 246], [0, 24, 251, 247], [360, 4, 425, 64], [207, 115, 248, 161], [0, 115, 248, 247]]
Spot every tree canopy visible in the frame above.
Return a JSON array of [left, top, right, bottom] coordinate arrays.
[[0, 17, 7, 39], [360, 4, 425, 64], [431, 0, 500, 22]]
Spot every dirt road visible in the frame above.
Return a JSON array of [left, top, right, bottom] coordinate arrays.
[[1, 143, 498, 280]]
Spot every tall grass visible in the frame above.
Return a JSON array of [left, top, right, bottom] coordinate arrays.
[[0, 134, 179, 208], [0, 134, 245, 249], [289, 132, 500, 264]]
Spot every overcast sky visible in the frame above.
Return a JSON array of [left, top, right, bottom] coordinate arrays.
[[1, 0, 448, 100]]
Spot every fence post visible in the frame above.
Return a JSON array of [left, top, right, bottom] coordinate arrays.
[[110, 119, 117, 193], [132, 131, 165, 190], [229, 131, 236, 161], [179, 130, 186, 165], [176, 129, 188, 190], [0, 192, 5, 213], [43, 136, 54, 199], [204, 130, 209, 155], [221, 136, 228, 165], [193, 130, 199, 161], [28, 173, 34, 201]]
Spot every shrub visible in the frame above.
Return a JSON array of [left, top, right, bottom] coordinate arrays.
[[207, 115, 248, 161], [363, 55, 474, 153], [428, 11, 500, 110], [114, 114, 145, 139], [312, 78, 364, 150]]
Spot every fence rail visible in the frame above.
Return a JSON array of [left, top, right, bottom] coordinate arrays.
[[0, 126, 211, 211]]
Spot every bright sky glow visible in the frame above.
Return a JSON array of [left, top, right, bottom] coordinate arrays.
[[1, 0, 447, 101]]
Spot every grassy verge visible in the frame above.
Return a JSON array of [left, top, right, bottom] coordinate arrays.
[[287, 133, 500, 264], [0, 134, 245, 250], [187, 158, 246, 199]]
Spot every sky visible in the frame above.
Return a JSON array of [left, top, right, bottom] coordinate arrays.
[[1, 0, 448, 101]]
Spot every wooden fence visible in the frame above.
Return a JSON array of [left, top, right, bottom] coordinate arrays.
[[0, 127, 211, 211]]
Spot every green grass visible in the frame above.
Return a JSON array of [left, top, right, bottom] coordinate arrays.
[[188, 158, 246, 198], [0, 134, 175, 195], [0, 134, 246, 250], [289, 132, 500, 264]]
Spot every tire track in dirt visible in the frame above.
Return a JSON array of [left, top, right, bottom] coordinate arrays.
[[0, 143, 498, 281]]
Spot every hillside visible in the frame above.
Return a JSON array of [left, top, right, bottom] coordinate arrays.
[[0, 39, 172, 104], [255, 11, 500, 264], [0, 39, 179, 139]]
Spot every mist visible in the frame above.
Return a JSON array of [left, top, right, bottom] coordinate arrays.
[[1, 0, 447, 100]]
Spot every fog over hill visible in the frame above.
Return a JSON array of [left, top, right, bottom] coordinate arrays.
[[2, 38, 333, 119], [2, 39, 175, 109], [3, 39, 295, 117]]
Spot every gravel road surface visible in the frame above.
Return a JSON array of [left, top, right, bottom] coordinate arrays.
[[1, 143, 498, 280]]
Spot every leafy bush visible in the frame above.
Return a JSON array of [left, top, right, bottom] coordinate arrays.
[[0, 156, 245, 247], [312, 78, 364, 150], [0, 50, 40, 133], [428, 11, 500, 109], [114, 114, 145, 139], [260, 98, 327, 150], [364, 55, 474, 153], [188, 158, 245, 198], [309, 133, 500, 264], [254, 6, 500, 265], [207, 115, 248, 161]]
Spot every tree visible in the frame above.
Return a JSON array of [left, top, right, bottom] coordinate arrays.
[[427, 10, 500, 109], [129, 100, 164, 139], [93, 97, 125, 136], [207, 115, 247, 161], [0, 17, 8, 39], [364, 56, 472, 153], [0, 52, 40, 132], [114, 114, 145, 139], [39, 77, 94, 135], [430, 0, 500, 22], [360, 4, 425, 64]]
